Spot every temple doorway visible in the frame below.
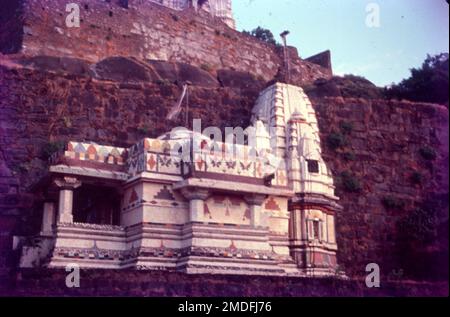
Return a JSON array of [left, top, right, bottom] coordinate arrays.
[[73, 184, 121, 226]]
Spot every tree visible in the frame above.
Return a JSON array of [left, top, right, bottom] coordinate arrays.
[[386, 53, 449, 106], [243, 27, 279, 46]]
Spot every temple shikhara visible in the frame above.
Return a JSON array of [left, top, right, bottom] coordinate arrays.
[[20, 83, 342, 276]]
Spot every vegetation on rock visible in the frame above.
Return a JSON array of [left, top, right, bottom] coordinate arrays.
[[386, 53, 449, 106], [326, 132, 346, 150], [242, 27, 280, 46], [339, 171, 362, 193], [305, 75, 384, 99], [41, 141, 66, 160], [382, 196, 406, 210], [419, 146, 438, 161]]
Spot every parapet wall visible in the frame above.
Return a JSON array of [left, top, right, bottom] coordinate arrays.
[[1, 0, 331, 85]]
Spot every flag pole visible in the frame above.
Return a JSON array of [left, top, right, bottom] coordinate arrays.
[[280, 30, 291, 84], [185, 81, 192, 129]]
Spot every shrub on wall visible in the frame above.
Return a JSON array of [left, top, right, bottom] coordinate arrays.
[[398, 207, 439, 244], [326, 132, 346, 151], [382, 196, 406, 210], [200, 63, 212, 72], [339, 171, 362, 193], [385, 53, 449, 106], [410, 171, 424, 185], [137, 125, 151, 136], [40, 140, 66, 160], [342, 152, 356, 162], [242, 27, 280, 46], [419, 146, 437, 161], [339, 121, 354, 135], [396, 194, 449, 281]]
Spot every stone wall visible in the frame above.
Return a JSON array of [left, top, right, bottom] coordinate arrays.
[[0, 0, 24, 54], [1, 0, 331, 85], [0, 55, 448, 282], [0, 268, 447, 296], [313, 97, 449, 279]]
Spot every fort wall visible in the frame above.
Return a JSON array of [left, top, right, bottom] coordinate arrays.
[[0, 0, 331, 85], [1, 268, 448, 296]]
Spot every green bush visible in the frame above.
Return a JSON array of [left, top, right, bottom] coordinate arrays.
[[41, 141, 66, 160], [242, 27, 280, 46], [342, 152, 356, 161], [156, 79, 171, 86], [385, 53, 449, 105], [137, 125, 152, 136], [410, 171, 424, 185], [382, 196, 405, 210], [326, 132, 346, 150], [11, 163, 28, 174], [200, 63, 212, 72], [340, 121, 354, 135], [340, 171, 362, 193], [397, 207, 439, 244], [419, 147, 437, 161]]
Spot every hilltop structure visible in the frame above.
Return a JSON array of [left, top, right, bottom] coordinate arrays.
[[0, 0, 332, 84], [145, 0, 236, 28]]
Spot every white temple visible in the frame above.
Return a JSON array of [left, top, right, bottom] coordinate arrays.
[[149, 0, 236, 29], [19, 83, 342, 277]]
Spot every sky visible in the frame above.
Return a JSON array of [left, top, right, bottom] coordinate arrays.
[[232, 0, 449, 87]]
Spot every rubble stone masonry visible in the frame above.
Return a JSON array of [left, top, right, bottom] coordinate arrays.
[[1, 0, 331, 85]]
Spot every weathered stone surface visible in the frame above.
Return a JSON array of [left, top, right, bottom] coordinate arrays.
[[176, 62, 219, 87], [305, 76, 384, 100], [313, 96, 449, 279], [19, 56, 93, 77], [147, 60, 179, 83], [305, 50, 333, 70], [0, 0, 331, 86], [1, 269, 448, 297], [217, 69, 264, 89], [94, 57, 155, 82], [0, 0, 23, 54]]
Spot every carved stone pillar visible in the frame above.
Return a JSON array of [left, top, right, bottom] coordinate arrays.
[[300, 209, 308, 241], [244, 194, 267, 228], [54, 177, 81, 224], [41, 201, 56, 236], [181, 188, 210, 223], [290, 208, 302, 241], [288, 202, 309, 268]]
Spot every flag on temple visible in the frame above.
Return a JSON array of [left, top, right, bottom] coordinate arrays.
[[166, 84, 188, 121]]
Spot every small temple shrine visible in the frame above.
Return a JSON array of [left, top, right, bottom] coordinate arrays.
[[19, 83, 342, 277]]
